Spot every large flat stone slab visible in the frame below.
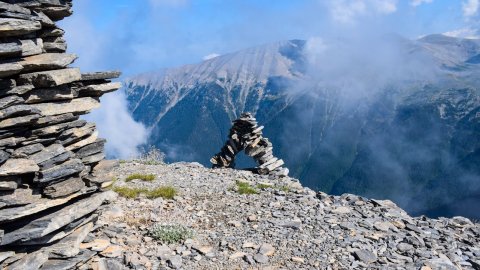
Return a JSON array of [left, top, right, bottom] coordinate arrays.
[[1, 191, 114, 245], [80, 71, 121, 81], [29, 144, 66, 164], [24, 85, 75, 103], [0, 18, 41, 37], [79, 82, 122, 96], [37, 158, 85, 184], [19, 53, 77, 72], [29, 97, 100, 116], [0, 158, 39, 176], [43, 177, 85, 198], [0, 104, 40, 119], [0, 192, 82, 223], [0, 62, 23, 78], [0, 113, 40, 128], [18, 67, 81, 87]]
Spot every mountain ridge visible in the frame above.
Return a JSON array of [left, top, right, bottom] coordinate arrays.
[[123, 34, 480, 219]]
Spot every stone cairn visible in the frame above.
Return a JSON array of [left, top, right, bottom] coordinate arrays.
[[211, 112, 289, 178], [0, 1, 121, 268]]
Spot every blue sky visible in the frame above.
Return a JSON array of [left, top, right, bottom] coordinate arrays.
[[58, 0, 480, 158], [61, 0, 479, 77]]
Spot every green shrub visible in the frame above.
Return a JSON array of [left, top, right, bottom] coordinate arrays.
[[148, 224, 194, 244], [145, 186, 177, 199], [125, 173, 156, 182], [236, 181, 258, 195]]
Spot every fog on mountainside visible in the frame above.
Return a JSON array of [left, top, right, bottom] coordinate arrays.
[[123, 35, 480, 220]]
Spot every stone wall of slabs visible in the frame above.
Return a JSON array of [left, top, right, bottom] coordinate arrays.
[[0, 1, 121, 268], [211, 112, 289, 178]]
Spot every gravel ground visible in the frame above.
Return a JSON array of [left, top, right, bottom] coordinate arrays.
[[78, 161, 480, 270]]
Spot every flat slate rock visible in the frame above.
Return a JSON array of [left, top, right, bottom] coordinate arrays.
[[0, 104, 40, 119], [43, 177, 85, 198], [19, 53, 77, 72], [0, 62, 23, 78], [29, 97, 100, 116], [37, 158, 84, 183], [40, 249, 96, 270], [18, 67, 81, 87], [79, 82, 122, 96], [7, 250, 48, 270], [1, 191, 114, 245], [0, 158, 39, 176], [0, 191, 82, 223], [0, 18, 41, 37], [81, 71, 121, 81], [0, 95, 24, 109], [0, 113, 40, 128], [24, 85, 75, 103], [29, 143, 66, 164]]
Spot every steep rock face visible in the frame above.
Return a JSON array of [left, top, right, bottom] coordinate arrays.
[[0, 1, 121, 269], [124, 36, 480, 219]]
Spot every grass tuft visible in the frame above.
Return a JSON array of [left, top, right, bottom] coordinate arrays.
[[145, 186, 177, 199], [236, 181, 259, 195], [256, 183, 272, 189], [148, 224, 194, 244], [113, 185, 177, 199], [278, 185, 291, 193], [112, 186, 148, 199], [125, 173, 156, 182]]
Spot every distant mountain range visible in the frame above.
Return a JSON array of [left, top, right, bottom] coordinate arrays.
[[123, 34, 480, 219]]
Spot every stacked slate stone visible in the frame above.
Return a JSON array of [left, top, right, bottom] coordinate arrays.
[[0, 1, 121, 269], [211, 112, 289, 178]]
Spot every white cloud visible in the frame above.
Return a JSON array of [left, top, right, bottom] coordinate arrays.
[[202, 53, 220, 61], [61, 1, 149, 159], [327, 0, 398, 24], [463, 0, 479, 17], [410, 0, 434, 7], [84, 90, 148, 159], [443, 28, 480, 39]]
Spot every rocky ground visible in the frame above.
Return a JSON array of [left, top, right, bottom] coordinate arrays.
[[80, 161, 479, 270]]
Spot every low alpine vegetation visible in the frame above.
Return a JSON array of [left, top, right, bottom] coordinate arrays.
[[112, 186, 148, 199], [235, 181, 259, 195], [145, 186, 177, 199], [125, 173, 156, 182], [148, 224, 194, 244], [113, 185, 177, 199]]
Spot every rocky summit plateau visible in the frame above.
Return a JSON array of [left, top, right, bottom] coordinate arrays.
[[52, 161, 480, 269]]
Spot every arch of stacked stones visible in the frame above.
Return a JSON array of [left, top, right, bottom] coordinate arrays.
[[210, 112, 289, 178], [0, 1, 120, 268]]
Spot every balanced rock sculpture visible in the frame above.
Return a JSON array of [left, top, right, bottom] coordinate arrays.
[[211, 112, 289, 177], [0, 1, 121, 268]]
